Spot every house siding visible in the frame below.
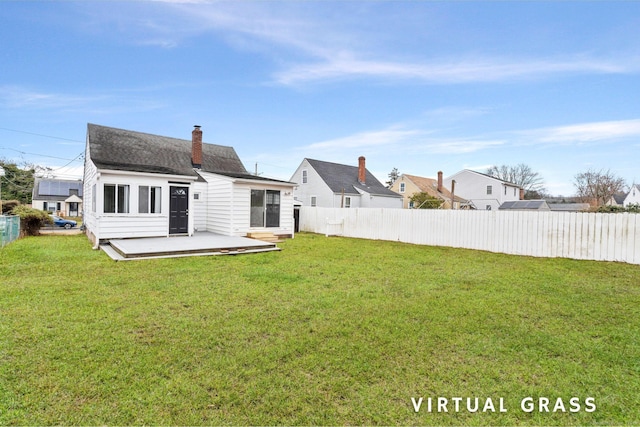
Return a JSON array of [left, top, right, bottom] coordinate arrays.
[[192, 181, 208, 232], [83, 167, 197, 241], [624, 185, 640, 207], [443, 170, 519, 211], [197, 171, 294, 237], [200, 172, 235, 235], [83, 152, 100, 244], [389, 177, 422, 208], [291, 159, 337, 207]]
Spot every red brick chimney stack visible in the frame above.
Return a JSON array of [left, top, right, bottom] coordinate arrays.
[[437, 171, 443, 192], [520, 188, 525, 200], [192, 125, 202, 169], [358, 156, 366, 184]]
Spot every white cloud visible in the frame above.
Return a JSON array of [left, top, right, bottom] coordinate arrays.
[[0, 85, 165, 114], [274, 55, 634, 86], [422, 139, 505, 154], [518, 118, 640, 144], [304, 127, 423, 151]]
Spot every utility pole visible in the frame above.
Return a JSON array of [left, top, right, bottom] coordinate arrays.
[[0, 166, 5, 214], [451, 180, 456, 210]]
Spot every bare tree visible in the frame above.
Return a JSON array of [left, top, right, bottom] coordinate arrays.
[[486, 164, 547, 199], [386, 167, 399, 188], [573, 168, 627, 207]]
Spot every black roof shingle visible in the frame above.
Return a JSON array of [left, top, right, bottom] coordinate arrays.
[[87, 123, 247, 177], [87, 124, 293, 185], [306, 158, 401, 198]]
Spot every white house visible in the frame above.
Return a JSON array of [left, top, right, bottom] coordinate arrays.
[[443, 169, 522, 211], [83, 124, 296, 246], [290, 157, 403, 208], [32, 178, 83, 217], [623, 184, 640, 207]]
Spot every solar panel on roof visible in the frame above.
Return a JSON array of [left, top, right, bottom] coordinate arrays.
[[38, 180, 82, 197]]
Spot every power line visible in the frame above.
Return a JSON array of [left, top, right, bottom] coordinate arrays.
[[0, 126, 84, 143], [0, 146, 81, 162]]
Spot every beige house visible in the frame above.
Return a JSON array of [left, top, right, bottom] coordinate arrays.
[[390, 172, 468, 209]]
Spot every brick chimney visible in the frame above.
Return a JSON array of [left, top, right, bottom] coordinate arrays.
[[358, 156, 366, 184], [519, 188, 525, 200], [192, 125, 202, 169], [437, 171, 443, 192]]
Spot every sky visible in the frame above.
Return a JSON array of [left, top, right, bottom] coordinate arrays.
[[1, 1, 639, 197]]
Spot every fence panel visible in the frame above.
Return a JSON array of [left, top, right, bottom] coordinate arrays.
[[0, 215, 20, 248], [299, 207, 640, 265]]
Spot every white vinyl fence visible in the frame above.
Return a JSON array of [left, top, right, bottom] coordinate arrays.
[[299, 207, 640, 265]]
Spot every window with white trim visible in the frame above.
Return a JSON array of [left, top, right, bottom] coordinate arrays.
[[302, 170, 308, 184], [487, 185, 493, 195], [399, 182, 405, 193], [310, 196, 317, 207], [104, 184, 130, 214], [139, 186, 162, 214], [344, 196, 351, 208]]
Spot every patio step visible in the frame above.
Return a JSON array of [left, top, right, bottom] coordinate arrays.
[[246, 231, 282, 243]]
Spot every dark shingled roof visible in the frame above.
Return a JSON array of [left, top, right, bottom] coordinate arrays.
[[87, 123, 249, 177], [499, 200, 550, 210], [306, 158, 401, 198], [86, 124, 292, 184]]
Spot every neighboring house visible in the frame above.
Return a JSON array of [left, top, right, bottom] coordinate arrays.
[[290, 157, 402, 208], [83, 124, 295, 245], [443, 169, 522, 211], [548, 203, 591, 212], [499, 200, 550, 211], [32, 178, 83, 216], [606, 193, 626, 207], [623, 184, 640, 207], [389, 172, 468, 209]]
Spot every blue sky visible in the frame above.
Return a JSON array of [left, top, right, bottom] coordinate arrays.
[[1, 1, 639, 196]]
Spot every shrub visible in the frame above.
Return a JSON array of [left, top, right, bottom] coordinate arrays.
[[596, 204, 640, 213], [10, 205, 53, 236], [2, 199, 21, 214]]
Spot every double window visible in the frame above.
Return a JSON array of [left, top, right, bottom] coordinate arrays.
[[104, 184, 163, 214], [139, 186, 162, 214], [104, 184, 130, 213]]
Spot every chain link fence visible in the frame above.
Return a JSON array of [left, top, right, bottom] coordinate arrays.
[[1, 215, 20, 248]]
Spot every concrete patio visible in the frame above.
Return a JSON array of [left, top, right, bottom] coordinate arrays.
[[101, 231, 280, 261]]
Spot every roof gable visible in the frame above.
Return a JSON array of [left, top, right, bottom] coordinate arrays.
[[86, 124, 248, 177], [402, 174, 466, 202], [447, 169, 521, 188], [306, 158, 400, 198]]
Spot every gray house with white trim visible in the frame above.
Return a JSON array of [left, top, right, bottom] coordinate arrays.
[[83, 124, 295, 246]]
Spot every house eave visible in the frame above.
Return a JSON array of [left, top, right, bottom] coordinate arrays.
[[95, 168, 199, 181]]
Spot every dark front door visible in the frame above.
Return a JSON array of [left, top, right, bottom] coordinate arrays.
[[169, 186, 189, 234]]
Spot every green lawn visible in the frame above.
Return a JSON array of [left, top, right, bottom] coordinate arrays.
[[1, 233, 639, 425]]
